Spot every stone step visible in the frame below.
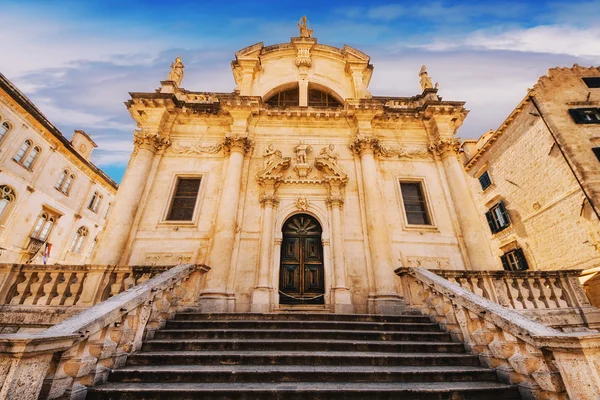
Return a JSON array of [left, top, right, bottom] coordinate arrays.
[[141, 338, 465, 353], [174, 312, 429, 323], [165, 319, 442, 332], [87, 381, 521, 400], [153, 328, 452, 342], [125, 350, 482, 367], [108, 365, 497, 384]]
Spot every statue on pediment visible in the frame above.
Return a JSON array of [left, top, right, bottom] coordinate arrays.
[[168, 57, 185, 86], [263, 143, 283, 168], [298, 16, 314, 38], [419, 65, 434, 91], [319, 144, 339, 165]]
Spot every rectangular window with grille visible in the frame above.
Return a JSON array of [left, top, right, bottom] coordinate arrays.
[[478, 171, 492, 190], [501, 248, 529, 271], [485, 201, 511, 234], [167, 177, 201, 221], [400, 181, 431, 225]]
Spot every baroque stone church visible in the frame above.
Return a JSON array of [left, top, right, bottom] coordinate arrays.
[[91, 20, 496, 315]]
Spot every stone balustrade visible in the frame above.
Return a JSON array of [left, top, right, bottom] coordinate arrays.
[[0, 263, 209, 400], [0, 264, 177, 329], [397, 266, 600, 399], [396, 268, 600, 331]]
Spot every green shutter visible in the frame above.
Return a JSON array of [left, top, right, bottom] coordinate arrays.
[[498, 201, 510, 228], [500, 254, 510, 271], [515, 248, 529, 270], [485, 211, 497, 234]]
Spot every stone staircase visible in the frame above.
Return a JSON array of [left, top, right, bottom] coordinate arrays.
[[87, 312, 522, 399]]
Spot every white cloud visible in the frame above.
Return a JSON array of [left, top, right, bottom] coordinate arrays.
[[421, 25, 600, 60]]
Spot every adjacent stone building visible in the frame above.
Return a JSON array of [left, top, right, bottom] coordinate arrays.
[[91, 26, 496, 314], [0, 73, 117, 265], [462, 65, 600, 273]]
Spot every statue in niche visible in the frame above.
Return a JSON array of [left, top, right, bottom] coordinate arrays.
[[419, 65, 434, 91], [168, 57, 185, 86], [262, 143, 282, 167], [319, 144, 339, 165], [298, 16, 314, 38], [294, 140, 312, 164]]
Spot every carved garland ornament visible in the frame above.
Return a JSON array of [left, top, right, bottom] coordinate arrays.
[[171, 142, 223, 154], [350, 137, 430, 159]]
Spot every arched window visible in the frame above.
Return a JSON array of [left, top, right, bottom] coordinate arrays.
[[31, 212, 55, 241], [88, 191, 102, 212], [14, 140, 31, 163], [0, 121, 11, 142], [55, 170, 75, 195], [0, 185, 16, 220], [13, 140, 41, 170], [69, 226, 89, 253], [88, 236, 98, 257], [265, 87, 300, 108], [23, 146, 40, 169], [308, 89, 342, 108]]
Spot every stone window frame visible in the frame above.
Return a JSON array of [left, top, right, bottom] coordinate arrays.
[[0, 185, 16, 224], [396, 177, 438, 231], [13, 138, 42, 170], [30, 206, 62, 242], [158, 173, 205, 227], [485, 200, 511, 234], [477, 170, 493, 191], [69, 226, 89, 254], [501, 247, 529, 271], [55, 169, 76, 196], [0, 113, 13, 144], [88, 190, 103, 213]]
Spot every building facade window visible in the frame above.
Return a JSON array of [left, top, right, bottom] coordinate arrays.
[[13, 139, 41, 169], [31, 211, 56, 242], [0, 185, 16, 220], [501, 248, 529, 271], [0, 121, 11, 142], [55, 170, 75, 195], [593, 147, 600, 162], [69, 226, 89, 253], [399, 181, 431, 225], [88, 191, 102, 213], [167, 177, 202, 221], [104, 202, 112, 219], [88, 236, 98, 257], [583, 77, 600, 88], [478, 171, 492, 190], [485, 201, 511, 234], [569, 108, 600, 124]]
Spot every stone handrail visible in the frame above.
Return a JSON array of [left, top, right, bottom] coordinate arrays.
[[396, 268, 600, 330], [0, 263, 209, 400], [396, 266, 600, 400]]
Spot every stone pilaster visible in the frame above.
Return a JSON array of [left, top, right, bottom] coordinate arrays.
[[200, 135, 253, 312], [429, 139, 496, 270], [326, 193, 353, 314], [350, 136, 404, 314], [91, 131, 170, 265]]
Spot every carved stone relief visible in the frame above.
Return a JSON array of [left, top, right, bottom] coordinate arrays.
[[296, 197, 309, 211], [144, 252, 193, 266], [406, 256, 451, 269], [171, 142, 223, 154]]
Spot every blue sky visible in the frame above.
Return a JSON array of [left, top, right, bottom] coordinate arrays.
[[2, 0, 600, 183]]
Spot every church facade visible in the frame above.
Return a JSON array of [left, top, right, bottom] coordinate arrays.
[[91, 24, 496, 314]]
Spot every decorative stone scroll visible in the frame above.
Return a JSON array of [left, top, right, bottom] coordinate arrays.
[[171, 142, 223, 154], [144, 252, 193, 266], [377, 145, 431, 159], [296, 196, 309, 211], [133, 130, 171, 152]]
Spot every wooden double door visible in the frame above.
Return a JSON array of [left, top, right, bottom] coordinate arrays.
[[279, 214, 325, 305]]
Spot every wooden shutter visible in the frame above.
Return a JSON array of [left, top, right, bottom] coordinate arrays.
[[515, 248, 529, 270], [485, 211, 497, 234], [500, 254, 510, 271]]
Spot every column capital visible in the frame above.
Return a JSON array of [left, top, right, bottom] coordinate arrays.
[[260, 194, 279, 208], [428, 138, 461, 157], [224, 135, 253, 155], [326, 196, 344, 209], [133, 130, 171, 152], [349, 136, 381, 156]]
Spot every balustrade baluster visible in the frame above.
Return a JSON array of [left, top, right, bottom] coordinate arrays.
[[37, 272, 60, 305], [22, 272, 45, 305]]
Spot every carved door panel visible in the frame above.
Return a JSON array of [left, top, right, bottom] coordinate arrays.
[[280, 214, 324, 305]]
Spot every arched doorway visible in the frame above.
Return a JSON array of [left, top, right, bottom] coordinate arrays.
[[279, 214, 325, 305]]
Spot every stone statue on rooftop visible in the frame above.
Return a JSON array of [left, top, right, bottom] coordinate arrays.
[[168, 57, 185, 86], [298, 16, 314, 38], [419, 65, 434, 91]]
